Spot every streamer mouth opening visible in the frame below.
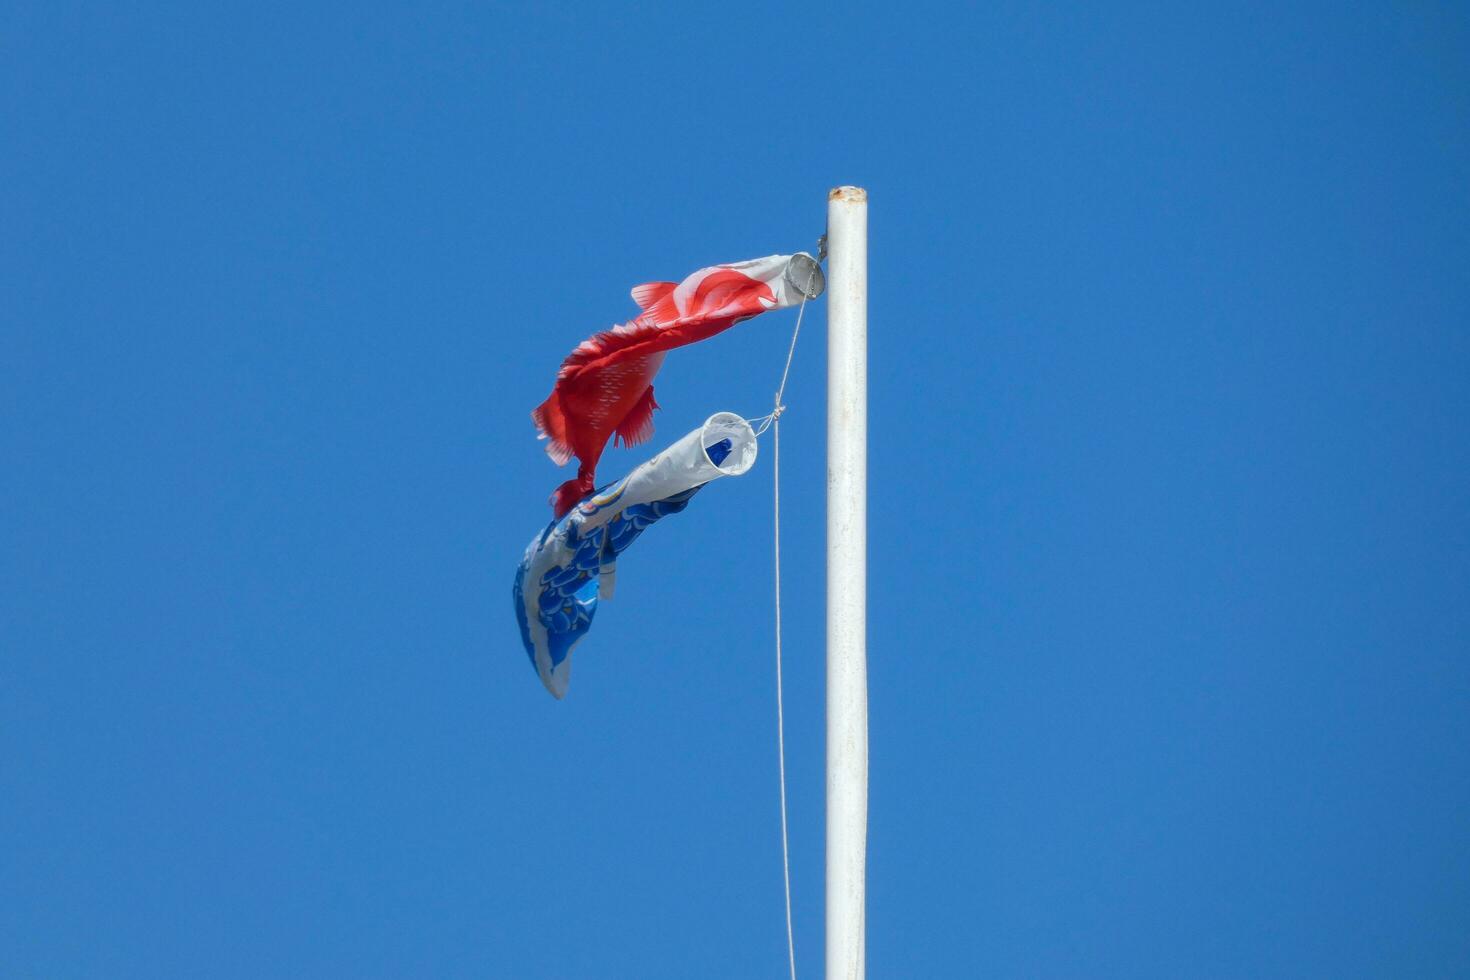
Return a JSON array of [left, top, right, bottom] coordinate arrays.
[[701, 412, 758, 475], [784, 252, 825, 299]]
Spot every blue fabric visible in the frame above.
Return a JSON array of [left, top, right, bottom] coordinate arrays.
[[514, 411, 758, 697], [705, 438, 733, 467], [515, 483, 707, 687]]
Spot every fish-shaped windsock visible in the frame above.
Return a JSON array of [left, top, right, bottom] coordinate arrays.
[[532, 252, 823, 517], [514, 413, 758, 698]]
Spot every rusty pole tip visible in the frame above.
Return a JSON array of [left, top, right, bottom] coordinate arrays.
[[828, 186, 868, 203]]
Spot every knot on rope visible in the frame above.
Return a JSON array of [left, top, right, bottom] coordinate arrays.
[[749, 286, 810, 438]]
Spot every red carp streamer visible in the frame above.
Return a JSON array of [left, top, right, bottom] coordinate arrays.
[[532, 254, 816, 516]]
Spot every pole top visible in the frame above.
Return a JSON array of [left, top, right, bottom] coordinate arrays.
[[829, 185, 867, 204]]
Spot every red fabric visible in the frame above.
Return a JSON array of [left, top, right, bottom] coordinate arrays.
[[533, 266, 780, 517]]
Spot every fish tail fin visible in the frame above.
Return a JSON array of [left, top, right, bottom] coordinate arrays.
[[550, 471, 596, 518], [613, 385, 659, 449], [531, 393, 574, 466]]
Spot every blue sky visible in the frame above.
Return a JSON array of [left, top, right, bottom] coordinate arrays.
[[4, 3, 1468, 977]]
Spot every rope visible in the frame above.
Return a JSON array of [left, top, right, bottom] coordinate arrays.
[[769, 285, 810, 980], [773, 403, 796, 980], [743, 267, 813, 980], [752, 289, 809, 437]]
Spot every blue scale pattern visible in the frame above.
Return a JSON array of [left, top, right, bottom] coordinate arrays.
[[516, 439, 735, 681]]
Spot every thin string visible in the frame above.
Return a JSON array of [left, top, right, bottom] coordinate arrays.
[[768, 283, 811, 980], [742, 272, 812, 980], [773, 398, 796, 980], [752, 290, 810, 437]]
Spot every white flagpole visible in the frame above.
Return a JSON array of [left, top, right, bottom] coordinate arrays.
[[826, 186, 868, 980]]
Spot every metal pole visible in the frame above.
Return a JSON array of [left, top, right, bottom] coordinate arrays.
[[825, 186, 868, 980]]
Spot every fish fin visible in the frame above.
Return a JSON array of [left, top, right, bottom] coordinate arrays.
[[550, 474, 594, 518], [556, 320, 665, 380], [531, 395, 574, 466], [613, 385, 659, 448], [630, 281, 679, 325], [630, 281, 676, 311]]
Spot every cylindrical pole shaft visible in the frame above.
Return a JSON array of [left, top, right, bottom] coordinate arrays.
[[826, 186, 868, 980]]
